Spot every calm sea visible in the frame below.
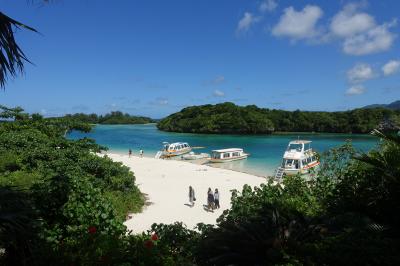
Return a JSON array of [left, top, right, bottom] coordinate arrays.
[[68, 124, 378, 176]]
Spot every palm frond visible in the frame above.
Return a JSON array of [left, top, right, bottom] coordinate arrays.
[[371, 129, 400, 145], [0, 12, 37, 88]]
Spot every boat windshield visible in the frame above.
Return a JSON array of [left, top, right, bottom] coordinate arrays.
[[283, 159, 300, 169], [287, 143, 303, 152], [212, 152, 220, 159]]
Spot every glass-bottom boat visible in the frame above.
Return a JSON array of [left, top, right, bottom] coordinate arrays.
[[209, 148, 249, 163], [275, 140, 319, 178], [155, 142, 192, 159]]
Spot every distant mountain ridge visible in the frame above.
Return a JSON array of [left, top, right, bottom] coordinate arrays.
[[363, 100, 400, 110]]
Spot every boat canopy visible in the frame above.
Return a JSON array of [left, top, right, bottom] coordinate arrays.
[[212, 148, 243, 153], [288, 140, 311, 144]]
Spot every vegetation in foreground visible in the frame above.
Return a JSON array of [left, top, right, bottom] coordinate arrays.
[[1, 105, 400, 265], [62, 111, 155, 125], [157, 102, 400, 134]]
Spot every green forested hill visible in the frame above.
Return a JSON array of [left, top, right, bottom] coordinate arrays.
[[63, 111, 155, 124], [157, 102, 400, 134], [363, 100, 400, 110]]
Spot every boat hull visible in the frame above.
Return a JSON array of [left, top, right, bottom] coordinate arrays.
[[283, 162, 320, 176], [163, 148, 192, 157]]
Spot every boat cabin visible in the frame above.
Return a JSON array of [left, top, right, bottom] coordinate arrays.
[[278, 140, 319, 176], [164, 142, 191, 152], [210, 148, 248, 162]]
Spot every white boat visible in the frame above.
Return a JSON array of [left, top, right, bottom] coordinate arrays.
[[275, 140, 320, 178], [209, 148, 249, 163], [156, 142, 192, 158], [181, 152, 210, 160]]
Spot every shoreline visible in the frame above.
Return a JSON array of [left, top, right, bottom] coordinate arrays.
[[101, 149, 270, 178], [103, 152, 266, 233]]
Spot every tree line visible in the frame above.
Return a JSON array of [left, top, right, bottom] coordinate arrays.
[[157, 102, 400, 134], [63, 111, 155, 124]]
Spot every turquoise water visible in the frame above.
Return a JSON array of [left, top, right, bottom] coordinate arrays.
[[69, 124, 378, 176]]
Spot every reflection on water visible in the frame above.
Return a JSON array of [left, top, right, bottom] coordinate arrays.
[[69, 124, 378, 177]]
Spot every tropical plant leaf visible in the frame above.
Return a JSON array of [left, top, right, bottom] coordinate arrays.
[[0, 12, 37, 88]]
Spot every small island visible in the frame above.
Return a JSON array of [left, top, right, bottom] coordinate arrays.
[[157, 102, 400, 134], [63, 111, 155, 125]]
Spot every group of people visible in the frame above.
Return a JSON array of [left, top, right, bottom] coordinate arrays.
[[188, 186, 220, 211], [207, 188, 220, 211], [128, 149, 144, 158]]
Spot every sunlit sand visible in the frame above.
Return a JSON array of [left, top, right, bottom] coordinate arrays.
[[104, 153, 266, 234]]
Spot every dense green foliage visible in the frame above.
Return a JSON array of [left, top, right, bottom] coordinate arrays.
[[63, 111, 155, 124], [192, 133, 400, 265], [0, 106, 145, 265], [157, 102, 400, 134]]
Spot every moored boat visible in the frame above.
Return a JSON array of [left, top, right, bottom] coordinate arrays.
[[275, 140, 319, 178], [181, 152, 210, 160], [209, 148, 249, 163], [155, 142, 192, 158]]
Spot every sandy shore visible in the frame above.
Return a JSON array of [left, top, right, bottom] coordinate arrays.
[[104, 153, 266, 234]]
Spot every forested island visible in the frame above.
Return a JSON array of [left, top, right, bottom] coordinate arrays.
[[157, 102, 400, 134], [63, 111, 155, 124]]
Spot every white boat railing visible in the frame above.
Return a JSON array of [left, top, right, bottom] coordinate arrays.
[[155, 151, 163, 159], [275, 167, 285, 179]]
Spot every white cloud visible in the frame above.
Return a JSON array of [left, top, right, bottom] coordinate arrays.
[[237, 12, 260, 33], [330, 3, 375, 38], [382, 59, 400, 76], [213, 90, 225, 97], [149, 97, 168, 106], [268, 2, 397, 55], [213, 75, 225, 84], [347, 63, 375, 83], [272, 5, 323, 40], [260, 0, 278, 13], [346, 85, 365, 95], [343, 20, 397, 55], [203, 75, 225, 86]]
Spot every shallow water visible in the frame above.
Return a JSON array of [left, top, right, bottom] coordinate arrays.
[[69, 124, 378, 176]]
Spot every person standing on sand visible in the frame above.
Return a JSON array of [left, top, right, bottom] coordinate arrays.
[[128, 149, 132, 157], [139, 149, 143, 158], [189, 186, 195, 207], [214, 188, 220, 209], [207, 188, 214, 212]]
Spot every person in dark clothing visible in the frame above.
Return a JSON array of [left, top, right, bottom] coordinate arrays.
[[189, 186, 195, 207], [214, 188, 220, 209], [207, 188, 214, 212]]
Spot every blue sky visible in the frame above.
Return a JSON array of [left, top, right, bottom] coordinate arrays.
[[1, 0, 400, 118]]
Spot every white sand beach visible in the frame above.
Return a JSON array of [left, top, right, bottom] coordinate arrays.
[[104, 153, 266, 234]]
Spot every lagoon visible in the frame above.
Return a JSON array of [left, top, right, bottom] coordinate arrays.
[[69, 124, 378, 176]]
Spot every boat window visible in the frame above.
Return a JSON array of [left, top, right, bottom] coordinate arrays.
[[302, 159, 307, 166], [288, 143, 303, 152], [295, 160, 299, 169], [232, 152, 240, 157], [223, 153, 230, 158], [285, 159, 294, 167]]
